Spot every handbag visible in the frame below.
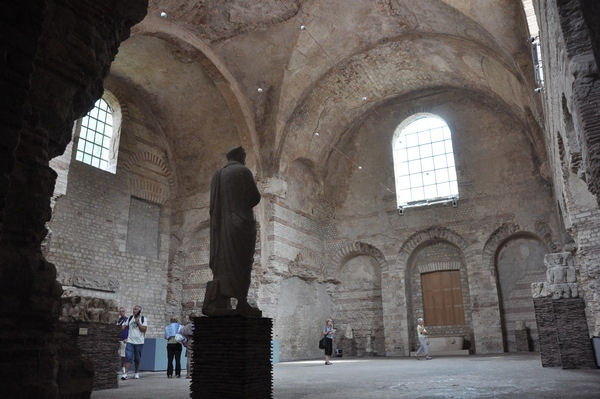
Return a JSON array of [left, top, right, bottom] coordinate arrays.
[[318, 336, 326, 349]]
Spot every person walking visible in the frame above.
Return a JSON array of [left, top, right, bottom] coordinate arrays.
[[415, 318, 432, 360], [121, 305, 148, 380], [322, 319, 335, 365], [116, 307, 128, 376], [165, 316, 182, 378], [179, 313, 196, 379]]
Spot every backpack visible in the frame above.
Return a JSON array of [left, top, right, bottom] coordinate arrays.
[[128, 315, 145, 324]]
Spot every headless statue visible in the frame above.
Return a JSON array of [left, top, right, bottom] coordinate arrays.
[[202, 146, 262, 317]]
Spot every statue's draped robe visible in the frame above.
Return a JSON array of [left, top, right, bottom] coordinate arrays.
[[209, 161, 261, 299]]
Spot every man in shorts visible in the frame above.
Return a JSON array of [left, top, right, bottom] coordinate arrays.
[[116, 307, 128, 376], [121, 305, 148, 380]]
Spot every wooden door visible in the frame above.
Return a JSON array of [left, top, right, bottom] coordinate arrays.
[[421, 270, 465, 326]]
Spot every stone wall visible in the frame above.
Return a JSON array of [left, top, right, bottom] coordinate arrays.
[[534, 0, 600, 335], [0, 0, 147, 397], [496, 236, 547, 351], [46, 82, 173, 338], [326, 90, 560, 356]]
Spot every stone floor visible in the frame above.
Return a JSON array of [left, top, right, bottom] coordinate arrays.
[[91, 354, 600, 399]]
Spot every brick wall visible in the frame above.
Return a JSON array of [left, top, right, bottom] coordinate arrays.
[[47, 82, 173, 338], [535, 0, 600, 335]]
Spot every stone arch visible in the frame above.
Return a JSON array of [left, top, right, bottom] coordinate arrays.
[[398, 226, 470, 264], [401, 228, 473, 354], [131, 16, 262, 175], [121, 151, 177, 192], [482, 222, 553, 272], [381, 226, 502, 356], [483, 224, 549, 352], [482, 223, 522, 271], [330, 241, 387, 356], [331, 241, 387, 273]]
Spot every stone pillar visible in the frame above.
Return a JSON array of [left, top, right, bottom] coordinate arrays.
[[61, 322, 120, 390], [532, 252, 596, 368], [0, 1, 147, 397], [191, 316, 273, 399]]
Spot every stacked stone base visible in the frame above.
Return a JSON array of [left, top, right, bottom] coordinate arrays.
[[533, 297, 596, 369], [191, 316, 272, 399], [62, 322, 120, 390]]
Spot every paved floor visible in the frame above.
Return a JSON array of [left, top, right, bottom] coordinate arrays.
[[92, 354, 600, 399]]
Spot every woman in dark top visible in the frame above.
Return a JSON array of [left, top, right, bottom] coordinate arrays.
[[322, 319, 335, 365]]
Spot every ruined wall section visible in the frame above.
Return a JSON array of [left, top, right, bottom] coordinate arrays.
[[46, 84, 172, 338], [535, 0, 600, 335]]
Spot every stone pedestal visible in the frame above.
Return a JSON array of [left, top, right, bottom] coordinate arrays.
[[514, 329, 530, 352], [61, 322, 120, 390], [533, 298, 596, 369], [514, 321, 530, 352], [191, 316, 272, 399]]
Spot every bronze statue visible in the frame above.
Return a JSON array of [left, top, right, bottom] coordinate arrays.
[[202, 146, 262, 317]]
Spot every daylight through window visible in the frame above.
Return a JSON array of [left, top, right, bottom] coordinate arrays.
[[392, 114, 458, 208], [75, 98, 113, 171]]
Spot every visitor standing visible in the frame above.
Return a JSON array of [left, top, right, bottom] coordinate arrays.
[[164, 316, 182, 378], [116, 307, 128, 376], [121, 305, 148, 380], [415, 317, 432, 360], [179, 313, 196, 379], [322, 319, 335, 365]]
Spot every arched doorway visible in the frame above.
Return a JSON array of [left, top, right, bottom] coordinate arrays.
[[406, 241, 473, 353], [495, 234, 547, 351]]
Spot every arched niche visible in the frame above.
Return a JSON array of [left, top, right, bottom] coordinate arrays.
[[332, 243, 386, 357], [494, 233, 547, 352], [405, 240, 473, 353]]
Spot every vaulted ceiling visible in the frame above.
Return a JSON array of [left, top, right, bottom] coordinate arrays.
[[109, 0, 543, 198]]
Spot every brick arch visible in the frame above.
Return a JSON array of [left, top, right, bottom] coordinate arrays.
[[482, 222, 549, 271], [120, 150, 177, 193], [105, 86, 130, 121], [398, 226, 470, 267], [331, 241, 387, 274]]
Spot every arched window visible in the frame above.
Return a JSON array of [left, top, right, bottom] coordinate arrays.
[[392, 113, 458, 208], [74, 91, 122, 173]]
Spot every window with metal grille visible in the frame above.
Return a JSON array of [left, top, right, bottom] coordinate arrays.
[[75, 98, 113, 171], [392, 114, 459, 208]]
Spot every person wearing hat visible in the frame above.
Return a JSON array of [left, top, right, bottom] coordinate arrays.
[[415, 318, 432, 360]]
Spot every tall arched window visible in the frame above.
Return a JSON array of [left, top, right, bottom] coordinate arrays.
[[74, 91, 122, 173], [392, 113, 458, 208]]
